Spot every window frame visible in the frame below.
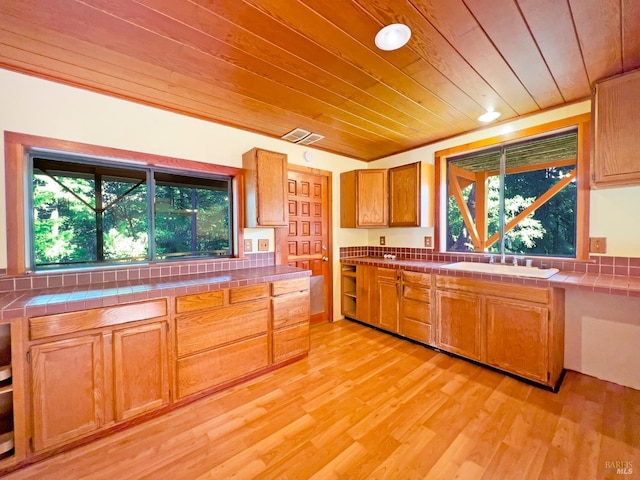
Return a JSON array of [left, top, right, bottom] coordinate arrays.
[[434, 113, 591, 260], [5, 132, 246, 275]]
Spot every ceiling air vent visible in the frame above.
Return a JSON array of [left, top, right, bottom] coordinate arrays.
[[281, 128, 311, 143], [296, 133, 324, 145]]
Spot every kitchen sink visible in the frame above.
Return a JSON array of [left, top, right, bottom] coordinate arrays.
[[444, 261, 559, 279]]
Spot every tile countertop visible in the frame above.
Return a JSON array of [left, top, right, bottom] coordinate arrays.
[[341, 256, 640, 298], [0, 265, 311, 321]]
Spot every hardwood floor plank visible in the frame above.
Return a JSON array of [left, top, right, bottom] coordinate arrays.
[[5, 320, 640, 479]]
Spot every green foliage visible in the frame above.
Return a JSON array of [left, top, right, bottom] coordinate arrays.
[[447, 166, 576, 257], [32, 164, 232, 268]]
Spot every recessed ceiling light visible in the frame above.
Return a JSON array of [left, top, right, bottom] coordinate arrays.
[[375, 24, 411, 51], [478, 109, 501, 123]]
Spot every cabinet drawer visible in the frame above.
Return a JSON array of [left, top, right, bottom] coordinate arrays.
[[30, 299, 167, 341], [176, 300, 269, 357], [402, 298, 430, 324], [176, 335, 269, 398], [229, 284, 268, 304], [271, 277, 309, 296], [272, 292, 310, 329], [273, 323, 310, 363], [175, 290, 224, 314], [402, 285, 430, 302], [377, 267, 399, 281], [400, 318, 432, 345], [435, 275, 550, 304], [403, 271, 430, 287]]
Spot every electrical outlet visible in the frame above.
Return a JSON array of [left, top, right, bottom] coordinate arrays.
[[244, 239, 253, 252], [258, 239, 269, 251], [589, 237, 607, 254], [379, 236, 386, 246], [424, 236, 432, 248]]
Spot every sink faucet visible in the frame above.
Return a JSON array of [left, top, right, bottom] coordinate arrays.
[[500, 237, 513, 264]]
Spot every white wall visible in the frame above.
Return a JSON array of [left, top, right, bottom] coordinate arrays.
[[565, 290, 640, 389], [0, 69, 366, 321]]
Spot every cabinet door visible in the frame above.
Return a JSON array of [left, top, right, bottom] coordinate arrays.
[[389, 162, 420, 227], [31, 335, 104, 451], [243, 148, 288, 226], [486, 298, 549, 383], [435, 290, 482, 361], [377, 280, 399, 333], [356, 169, 388, 227], [113, 322, 169, 422], [593, 69, 640, 186], [355, 265, 375, 325]]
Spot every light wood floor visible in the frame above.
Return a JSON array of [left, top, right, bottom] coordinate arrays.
[[5, 320, 640, 479]]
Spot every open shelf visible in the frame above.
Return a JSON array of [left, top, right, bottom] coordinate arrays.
[[341, 266, 359, 320], [0, 324, 13, 461]]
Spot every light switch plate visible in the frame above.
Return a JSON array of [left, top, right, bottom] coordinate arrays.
[[258, 239, 269, 251], [589, 237, 607, 254], [424, 236, 432, 248], [379, 236, 386, 246], [244, 239, 253, 252]]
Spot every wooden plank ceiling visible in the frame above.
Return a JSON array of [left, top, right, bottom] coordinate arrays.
[[0, 0, 639, 161]]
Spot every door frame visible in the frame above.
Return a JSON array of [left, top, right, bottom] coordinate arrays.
[[275, 164, 333, 323]]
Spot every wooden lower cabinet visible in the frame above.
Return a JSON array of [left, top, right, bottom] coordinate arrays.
[[435, 290, 483, 361], [29, 300, 170, 453], [113, 322, 169, 421], [31, 334, 105, 451], [22, 277, 312, 463], [486, 298, 549, 384], [435, 275, 564, 388], [175, 278, 311, 398]]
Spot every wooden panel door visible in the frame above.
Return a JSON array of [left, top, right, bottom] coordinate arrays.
[[486, 298, 549, 383], [31, 335, 104, 451], [435, 290, 483, 361], [285, 167, 331, 324], [113, 321, 169, 422], [389, 162, 421, 227]]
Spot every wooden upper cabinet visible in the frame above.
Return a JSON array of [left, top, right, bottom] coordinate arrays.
[[593, 68, 640, 187], [340, 169, 388, 228], [243, 148, 288, 227], [389, 162, 421, 227]]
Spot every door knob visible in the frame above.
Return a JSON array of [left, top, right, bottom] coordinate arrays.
[[322, 256, 329, 262]]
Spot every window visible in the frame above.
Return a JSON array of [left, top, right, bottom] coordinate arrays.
[[31, 155, 232, 269], [435, 114, 591, 259]]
